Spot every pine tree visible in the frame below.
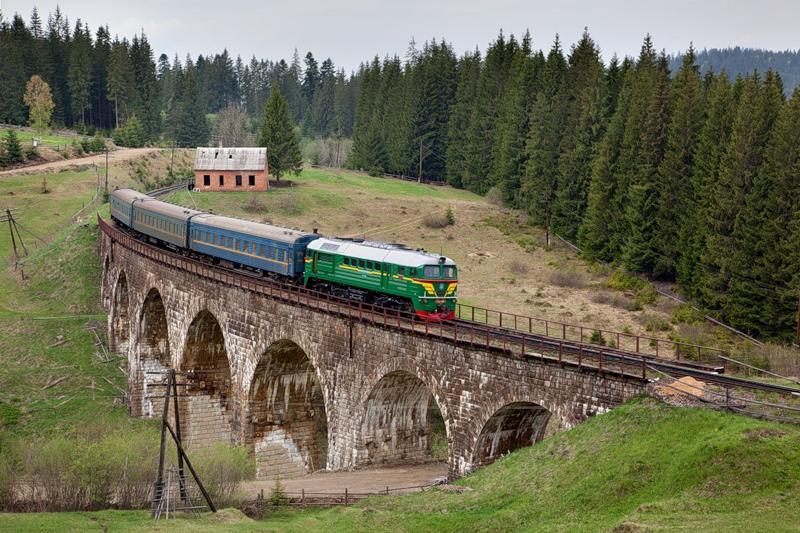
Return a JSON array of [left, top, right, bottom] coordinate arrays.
[[130, 32, 161, 141], [259, 85, 302, 181], [651, 47, 704, 279]]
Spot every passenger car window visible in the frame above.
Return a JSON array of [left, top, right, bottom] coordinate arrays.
[[359, 260, 365, 269]]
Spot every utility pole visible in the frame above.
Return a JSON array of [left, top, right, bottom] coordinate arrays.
[[169, 141, 175, 178], [104, 147, 109, 196], [3, 208, 28, 279], [418, 140, 423, 183]]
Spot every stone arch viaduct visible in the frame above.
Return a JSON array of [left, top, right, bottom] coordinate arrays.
[[99, 219, 647, 480]]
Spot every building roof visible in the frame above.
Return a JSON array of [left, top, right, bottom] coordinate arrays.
[[194, 147, 267, 171]]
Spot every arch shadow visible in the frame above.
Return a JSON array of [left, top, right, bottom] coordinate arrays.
[[248, 339, 328, 479], [132, 288, 173, 417], [357, 368, 449, 468], [179, 309, 234, 447], [471, 401, 552, 468], [110, 271, 130, 354]]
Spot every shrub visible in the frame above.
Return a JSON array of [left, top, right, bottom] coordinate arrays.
[[192, 443, 254, 507], [268, 472, 289, 507], [423, 212, 450, 229], [762, 343, 800, 378], [590, 330, 606, 346], [508, 259, 529, 276], [243, 194, 266, 214], [644, 316, 672, 333], [548, 267, 587, 289], [113, 116, 145, 148], [484, 186, 503, 207], [24, 145, 38, 161], [671, 304, 704, 325]]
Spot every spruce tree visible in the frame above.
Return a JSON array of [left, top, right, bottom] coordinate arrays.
[[444, 49, 481, 187], [552, 29, 606, 239], [676, 72, 735, 295], [725, 88, 799, 338], [4, 130, 24, 164], [259, 85, 302, 181], [699, 71, 783, 313], [521, 36, 567, 232], [579, 62, 634, 260], [67, 20, 92, 126], [463, 31, 516, 194], [621, 54, 672, 272], [492, 31, 538, 206], [175, 63, 209, 147], [651, 47, 704, 279]]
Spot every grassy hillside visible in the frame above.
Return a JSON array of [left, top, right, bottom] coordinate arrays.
[[2, 397, 798, 531]]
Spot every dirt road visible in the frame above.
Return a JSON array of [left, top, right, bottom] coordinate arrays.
[[242, 463, 448, 498], [0, 147, 161, 177]]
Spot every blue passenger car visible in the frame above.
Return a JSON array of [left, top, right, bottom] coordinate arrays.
[[189, 215, 318, 277], [131, 198, 202, 248], [109, 188, 151, 228]]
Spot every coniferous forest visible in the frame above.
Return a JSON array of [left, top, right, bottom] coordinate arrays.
[[1, 7, 799, 341]]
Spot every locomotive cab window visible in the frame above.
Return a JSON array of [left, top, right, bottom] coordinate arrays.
[[423, 265, 440, 278], [444, 266, 456, 278]]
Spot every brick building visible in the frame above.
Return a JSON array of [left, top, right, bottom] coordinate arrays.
[[193, 147, 269, 192]]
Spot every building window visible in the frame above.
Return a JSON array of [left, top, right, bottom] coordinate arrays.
[[235, 175, 242, 187], [203, 175, 210, 186], [248, 175, 255, 186], [219, 175, 224, 186]]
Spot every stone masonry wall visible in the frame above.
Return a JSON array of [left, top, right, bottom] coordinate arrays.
[[101, 230, 648, 479]]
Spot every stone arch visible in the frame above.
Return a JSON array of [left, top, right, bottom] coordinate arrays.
[[179, 309, 234, 447], [356, 365, 449, 468], [247, 339, 328, 479], [110, 270, 130, 354], [132, 288, 173, 418], [470, 401, 552, 469]]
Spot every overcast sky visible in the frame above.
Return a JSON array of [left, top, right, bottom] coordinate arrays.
[[6, 0, 799, 71]]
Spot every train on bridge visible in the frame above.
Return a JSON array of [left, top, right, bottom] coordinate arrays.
[[109, 188, 458, 320]]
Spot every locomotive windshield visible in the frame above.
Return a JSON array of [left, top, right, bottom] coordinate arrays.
[[422, 265, 457, 279]]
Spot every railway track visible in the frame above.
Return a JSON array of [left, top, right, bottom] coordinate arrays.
[[452, 319, 800, 396], [147, 181, 192, 198], [101, 216, 800, 403]]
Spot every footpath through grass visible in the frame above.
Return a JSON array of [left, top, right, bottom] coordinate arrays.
[[2, 397, 798, 531]]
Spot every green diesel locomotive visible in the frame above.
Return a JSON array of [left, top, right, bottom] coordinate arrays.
[[304, 237, 458, 320]]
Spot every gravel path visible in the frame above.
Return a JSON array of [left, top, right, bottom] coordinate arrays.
[[0, 147, 160, 177], [242, 462, 448, 498]]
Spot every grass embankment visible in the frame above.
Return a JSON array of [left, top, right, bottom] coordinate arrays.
[[0, 167, 146, 435], [0, 127, 79, 148], [2, 397, 798, 532]]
